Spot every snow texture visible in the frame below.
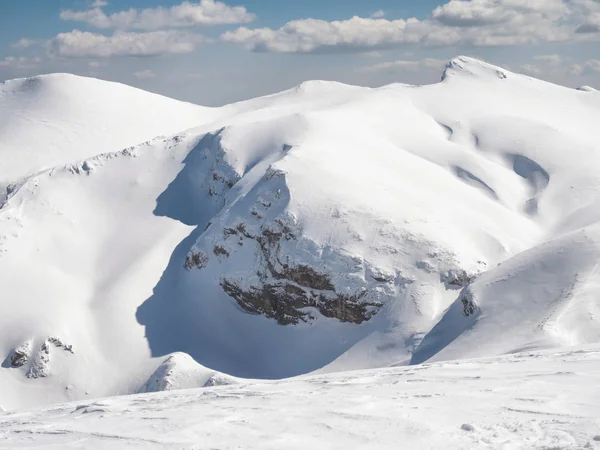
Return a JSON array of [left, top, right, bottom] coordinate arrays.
[[0, 346, 599, 449]]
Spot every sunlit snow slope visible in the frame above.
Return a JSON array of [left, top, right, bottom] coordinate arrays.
[[0, 73, 215, 182], [1, 57, 600, 410]]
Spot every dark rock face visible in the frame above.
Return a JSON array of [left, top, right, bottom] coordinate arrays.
[[184, 251, 208, 270], [460, 290, 479, 317], [441, 267, 482, 289], [2, 341, 32, 369], [282, 264, 335, 292], [9, 348, 29, 368], [3, 337, 74, 378], [219, 219, 382, 325], [221, 278, 376, 325]]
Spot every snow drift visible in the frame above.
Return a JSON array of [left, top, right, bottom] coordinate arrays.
[[1, 56, 600, 409], [3, 345, 599, 449]]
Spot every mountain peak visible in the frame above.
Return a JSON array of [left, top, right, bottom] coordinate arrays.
[[577, 85, 597, 92], [293, 79, 354, 93], [0, 72, 210, 182], [441, 56, 510, 81]]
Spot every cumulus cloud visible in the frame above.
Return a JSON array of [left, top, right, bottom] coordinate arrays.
[[371, 10, 386, 19], [60, 0, 255, 30], [47, 30, 203, 58], [0, 56, 42, 69], [534, 54, 562, 65], [90, 0, 108, 7], [134, 69, 157, 79], [572, 0, 600, 32], [431, 0, 567, 27], [359, 58, 447, 73], [571, 60, 600, 75], [576, 15, 600, 33], [11, 38, 38, 49], [222, 17, 425, 53], [587, 60, 600, 73], [519, 64, 542, 75], [221, 0, 599, 53]]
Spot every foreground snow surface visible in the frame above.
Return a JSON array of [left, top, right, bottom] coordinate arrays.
[[1, 346, 599, 449]]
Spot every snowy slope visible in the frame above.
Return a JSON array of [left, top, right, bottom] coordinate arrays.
[[1, 346, 599, 449], [1, 57, 600, 411], [0, 134, 211, 409], [0, 73, 215, 182]]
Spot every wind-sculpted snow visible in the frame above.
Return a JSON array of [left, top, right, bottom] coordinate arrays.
[[412, 226, 600, 365], [1, 346, 599, 449], [1, 57, 600, 410], [138, 353, 238, 394]]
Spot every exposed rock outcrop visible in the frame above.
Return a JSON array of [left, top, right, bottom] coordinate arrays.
[[3, 337, 73, 378], [5, 340, 32, 368], [215, 216, 382, 325], [459, 289, 479, 317]]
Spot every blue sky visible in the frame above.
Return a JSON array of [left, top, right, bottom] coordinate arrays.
[[1, 0, 599, 105]]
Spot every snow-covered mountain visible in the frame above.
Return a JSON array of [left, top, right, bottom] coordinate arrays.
[[0, 73, 215, 182], [1, 56, 600, 411]]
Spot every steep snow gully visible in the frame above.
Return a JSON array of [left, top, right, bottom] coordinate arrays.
[[1, 56, 600, 410]]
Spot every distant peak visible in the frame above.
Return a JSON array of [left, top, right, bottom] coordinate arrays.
[[441, 56, 510, 81], [292, 80, 356, 94], [3, 72, 87, 85], [577, 85, 597, 92], [1, 73, 104, 95]]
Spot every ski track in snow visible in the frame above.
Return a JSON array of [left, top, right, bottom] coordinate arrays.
[[1, 346, 599, 449]]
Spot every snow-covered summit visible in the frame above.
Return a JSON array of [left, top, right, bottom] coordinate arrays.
[[1, 57, 600, 410], [0, 73, 216, 182], [441, 55, 511, 80]]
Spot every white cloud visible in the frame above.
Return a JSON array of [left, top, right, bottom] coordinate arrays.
[[519, 64, 542, 75], [430, 0, 567, 27], [570, 64, 584, 75], [134, 69, 157, 79], [60, 0, 255, 30], [431, 1, 512, 27], [587, 60, 600, 73], [90, 0, 108, 7], [0, 56, 42, 69], [362, 51, 384, 58], [571, 60, 600, 75], [573, 0, 600, 32], [47, 30, 203, 58], [221, 0, 599, 53], [359, 58, 447, 73], [88, 60, 106, 67], [221, 17, 424, 53], [371, 10, 386, 19], [534, 54, 562, 65], [11, 38, 38, 49], [576, 14, 600, 33]]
